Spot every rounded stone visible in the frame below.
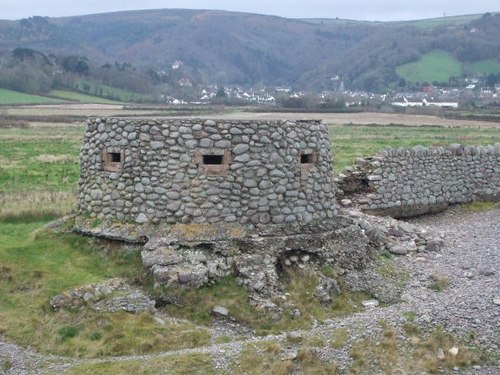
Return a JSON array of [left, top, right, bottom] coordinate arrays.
[[233, 144, 250, 155]]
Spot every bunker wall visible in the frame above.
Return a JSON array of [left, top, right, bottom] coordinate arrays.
[[78, 118, 337, 225]]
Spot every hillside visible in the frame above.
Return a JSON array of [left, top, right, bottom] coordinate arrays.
[[0, 9, 499, 92]]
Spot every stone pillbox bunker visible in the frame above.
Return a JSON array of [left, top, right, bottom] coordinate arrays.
[[78, 118, 337, 227], [76, 118, 375, 295]]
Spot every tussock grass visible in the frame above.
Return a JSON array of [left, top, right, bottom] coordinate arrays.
[[428, 273, 451, 292], [375, 252, 409, 287], [296, 347, 338, 375], [279, 268, 370, 326], [230, 342, 338, 375], [0, 191, 76, 222], [160, 268, 369, 335], [65, 353, 215, 374], [160, 276, 261, 327], [35, 154, 76, 163], [349, 323, 480, 374], [230, 343, 294, 375], [1, 359, 13, 372], [0, 118, 30, 128], [329, 328, 348, 349]]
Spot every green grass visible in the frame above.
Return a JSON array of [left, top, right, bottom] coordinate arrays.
[[161, 269, 370, 336], [396, 50, 462, 84], [228, 341, 338, 375], [48, 90, 124, 105], [460, 201, 500, 212], [0, 219, 209, 357], [470, 59, 500, 76], [330, 123, 500, 171], [0, 88, 68, 105], [0, 125, 83, 193], [73, 80, 152, 103], [349, 324, 480, 374], [66, 353, 215, 374]]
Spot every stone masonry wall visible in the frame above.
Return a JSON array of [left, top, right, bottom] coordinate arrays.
[[338, 144, 500, 217], [78, 118, 337, 226]]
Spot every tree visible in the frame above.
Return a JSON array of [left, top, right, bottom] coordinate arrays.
[[216, 86, 227, 98], [486, 73, 499, 87]]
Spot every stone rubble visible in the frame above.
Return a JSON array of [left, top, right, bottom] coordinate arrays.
[[49, 278, 156, 314]]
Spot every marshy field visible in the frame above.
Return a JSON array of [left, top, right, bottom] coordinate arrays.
[[0, 105, 499, 373]]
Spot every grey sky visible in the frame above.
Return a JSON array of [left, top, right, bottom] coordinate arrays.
[[0, 0, 497, 21]]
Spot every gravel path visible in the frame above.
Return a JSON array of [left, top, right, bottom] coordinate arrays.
[[1, 207, 498, 374]]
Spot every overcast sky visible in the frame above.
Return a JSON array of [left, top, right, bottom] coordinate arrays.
[[0, 0, 497, 21]]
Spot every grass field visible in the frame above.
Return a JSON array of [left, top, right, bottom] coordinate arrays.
[[330, 123, 500, 170], [0, 88, 68, 105], [73, 80, 153, 103], [0, 125, 82, 193], [49, 90, 124, 105], [470, 59, 500, 75], [396, 50, 462, 84]]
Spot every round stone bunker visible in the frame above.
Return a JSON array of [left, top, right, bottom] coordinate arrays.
[[78, 118, 337, 227]]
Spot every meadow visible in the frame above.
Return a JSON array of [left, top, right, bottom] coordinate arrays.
[[395, 49, 500, 85], [0, 88, 67, 105], [0, 109, 498, 369], [396, 50, 462, 84]]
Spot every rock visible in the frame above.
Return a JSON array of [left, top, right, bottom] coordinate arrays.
[[314, 278, 341, 304], [135, 213, 148, 224], [340, 199, 352, 207], [366, 226, 389, 244], [150, 141, 164, 150], [212, 306, 229, 317], [479, 269, 495, 277], [437, 348, 445, 360], [347, 209, 363, 218], [388, 244, 408, 255], [283, 351, 298, 361], [233, 144, 249, 155], [100, 285, 112, 295], [448, 347, 459, 356], [361, 299, 379, 308], [154, 317, 166, 326], [83, 292, 94, 302], [426, 239, 444, 252], [493, 298, 500, 306], [287, 331, 303, 342]]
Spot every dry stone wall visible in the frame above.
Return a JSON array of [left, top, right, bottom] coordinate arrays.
[[338, 144, 500, 217], [78, 118, 337, 226]]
